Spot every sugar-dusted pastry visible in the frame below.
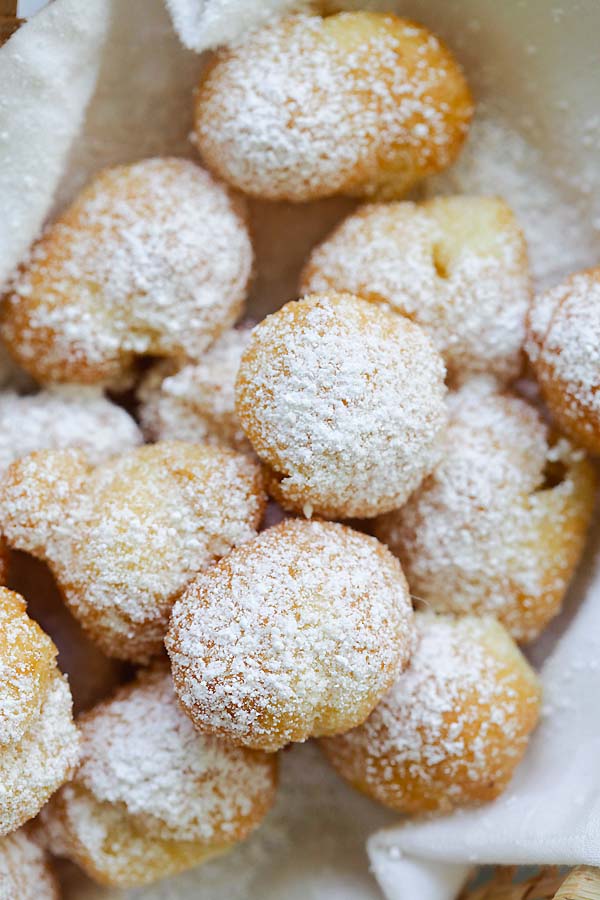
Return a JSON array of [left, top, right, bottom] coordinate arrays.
[[374, 378, 595, 642], [0, 442, 265, 663], [2, 159, 252, 386], [8, 551, 128, 716], [138, 327, 252, 451], [166, 519, 415, 752], [235, 292, 446, 519], [41, 666, 276, 888], [301, 196, 530, 384], [322, 613, 541, 814], [195, 12, 473, 202], [0, 387, 141, 475], [527, 267, 600, 454], [0, 828, 59, 900], [0, 588, 79, 836]]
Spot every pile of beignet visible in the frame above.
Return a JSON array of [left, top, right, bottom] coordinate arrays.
[[0, 9, 596, 891]]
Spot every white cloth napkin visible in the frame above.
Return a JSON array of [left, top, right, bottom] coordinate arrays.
[[0, 0, 108, 285], [165, 0, 305, 51], [3, 2, 600, 899]]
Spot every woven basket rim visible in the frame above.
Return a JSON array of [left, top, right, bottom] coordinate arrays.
[[461, 865, 600, 899]]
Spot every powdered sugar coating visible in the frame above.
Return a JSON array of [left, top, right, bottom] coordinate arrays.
[[527, 267, 600, 453], [235, 292, 447, 519], [2, 158, 253, 386], [374, 378, 596, 642], [0, 829, 58, 900], [167, 519, 415, 752], [195, 12, 473, 202], [301, 195, 530, 384], [321, 613, 541, 814], [0, 588, 56, 747], [0, 387, 141, 476], [0, 442, 265, 663], [138, 327, 252, 451], [0, 670, 80, 837], [41, 667, 276, 888], [0, 588, 79, 837]]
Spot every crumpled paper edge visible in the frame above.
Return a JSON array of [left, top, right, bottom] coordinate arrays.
[[165, 0, 307, 51], [0, 0, 109, 285]]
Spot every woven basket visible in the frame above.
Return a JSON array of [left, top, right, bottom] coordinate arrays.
[[461, 867, 600, 900], [0, 0, 21, 43], [0, 5, 599, 900]]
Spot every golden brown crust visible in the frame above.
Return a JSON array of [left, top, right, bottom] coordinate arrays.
[[195, 12, 473, 202], [526, 267, 600, 453], [0, 588, 80, 836], [0, 587, 57, 745], [321, 614, 541, 815], [41, 667, 277, 888], [300, 195, 531, 384], [167, 519, 415, 752], [235, 292, 446, 519], [1, 158, 252, 386], [373, 379, 596, 643], [0, 443, 266, 663], [138, 327, 253, 452]]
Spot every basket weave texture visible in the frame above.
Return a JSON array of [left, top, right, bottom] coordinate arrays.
[[462, 865, 600, 898], [0, 0, 21, 43]]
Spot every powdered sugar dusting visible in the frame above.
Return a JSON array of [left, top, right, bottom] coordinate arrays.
[[301, 195, 530, 383], [40, 667, 276, 889], [2, 158, 252, 385], [236, 292, 447, 519], [75, 667, 275, 844], [0, 387, 141, 475], [374, 377, 595, 642], [426, 116, 599, 290], [139, 327, 252, 451], [195, 13, 472, 201], [0, 442, 265, 662], [527, 269, 600, 449], [0, 670, 80, 837], [167, 519, 415, 752], [0, 591, 75, 838], [322, 614, 541, 813], [0, 588, 55, 747], [0, 829, 58, 900]]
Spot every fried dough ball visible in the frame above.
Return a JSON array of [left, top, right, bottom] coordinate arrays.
[[301, 196, 530, 384], [2, 158, 252, 386], [321, 613, 541, 815], [0, 387, 141, 475], [0, 829, 59, 900], [166, 519, 415, 752], [138, 327, 251, 451], [194, 12, 473, 202], [40, 666, 276, 888], [0, 588, 79, 836], [527, 267, 600, 454], [374, 378, 596, 642], [235, 292, 447, 519], [7, 552, 128, 716], [0, 442, 265, 663]]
